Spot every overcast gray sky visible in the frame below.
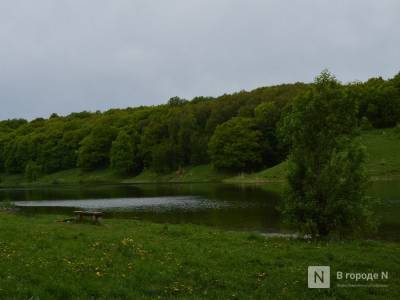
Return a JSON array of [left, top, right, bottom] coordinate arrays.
[[0, 0, 399, 120]]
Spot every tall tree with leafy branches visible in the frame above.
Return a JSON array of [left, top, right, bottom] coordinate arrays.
[[110, 130, 136, 175], [279, 70, 376, 238]]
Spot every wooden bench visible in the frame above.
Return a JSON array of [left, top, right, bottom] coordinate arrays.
[[74, 211, 103, 223]]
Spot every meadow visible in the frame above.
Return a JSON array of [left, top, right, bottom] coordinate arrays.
[[0, 212, 398, 299], [225, 128, 400, 183]]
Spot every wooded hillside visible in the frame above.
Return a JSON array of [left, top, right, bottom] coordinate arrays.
[[0, 73, 399, 179]]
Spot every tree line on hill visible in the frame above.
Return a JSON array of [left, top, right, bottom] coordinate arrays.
[[0, 72, 399, 181]]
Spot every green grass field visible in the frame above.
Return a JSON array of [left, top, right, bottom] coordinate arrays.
[[226, 128, 400, 183], [0, 212, 398, 299], [224, 161, 289, 183], [0, 168, 124, 187], [0, 164, 229, 187], [361, 128, 400, 179], [123, 165, 230, 184]]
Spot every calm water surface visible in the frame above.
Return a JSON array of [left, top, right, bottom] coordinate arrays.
[[1, 182, 399, 241]]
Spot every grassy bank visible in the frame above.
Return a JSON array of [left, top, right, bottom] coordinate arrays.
[[0, 168, 124, 187], [362, 128, 400, 179], [0, 165, 229, 187], [224, 161, 288, 184], [0, 128, 399, 187], [226, 128, 400, 183], [0, 212, 398, 299], [123, 165, 230, 184]]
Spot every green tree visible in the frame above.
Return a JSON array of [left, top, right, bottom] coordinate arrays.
[[279, 71, 375, 238], [4, 136, 34, 174], [168, 96, 188, 106], [59, 129, 88, 170], [254, 101, 286, 166], [77, 124, 117, 171], [24, 161, 42, 182], [36, 130, 64, 173], [151, 142, 179, 174], [208, 117, 263, 172], [352, 77, 400, 128], [254, 102, 281, 130], [189, 132, 209, 165], [0, 133, 12, 172], [110, 130, 136, 175], [139, 117, 168, 168]]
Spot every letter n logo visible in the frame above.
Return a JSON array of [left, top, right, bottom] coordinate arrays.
[[308, 266, 330, 288]]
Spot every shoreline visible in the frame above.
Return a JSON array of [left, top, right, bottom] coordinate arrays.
[[1, 173, 399, 189]]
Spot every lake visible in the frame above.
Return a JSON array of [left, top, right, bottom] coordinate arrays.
[[1, 181, 399, 241]]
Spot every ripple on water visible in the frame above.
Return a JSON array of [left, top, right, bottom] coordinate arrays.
[[13, 196, 229, 211]]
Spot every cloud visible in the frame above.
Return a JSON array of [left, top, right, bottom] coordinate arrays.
[[0, 0, 399, 119]]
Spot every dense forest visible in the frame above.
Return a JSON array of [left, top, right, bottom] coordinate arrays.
[[0, 73, 399, 180]]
